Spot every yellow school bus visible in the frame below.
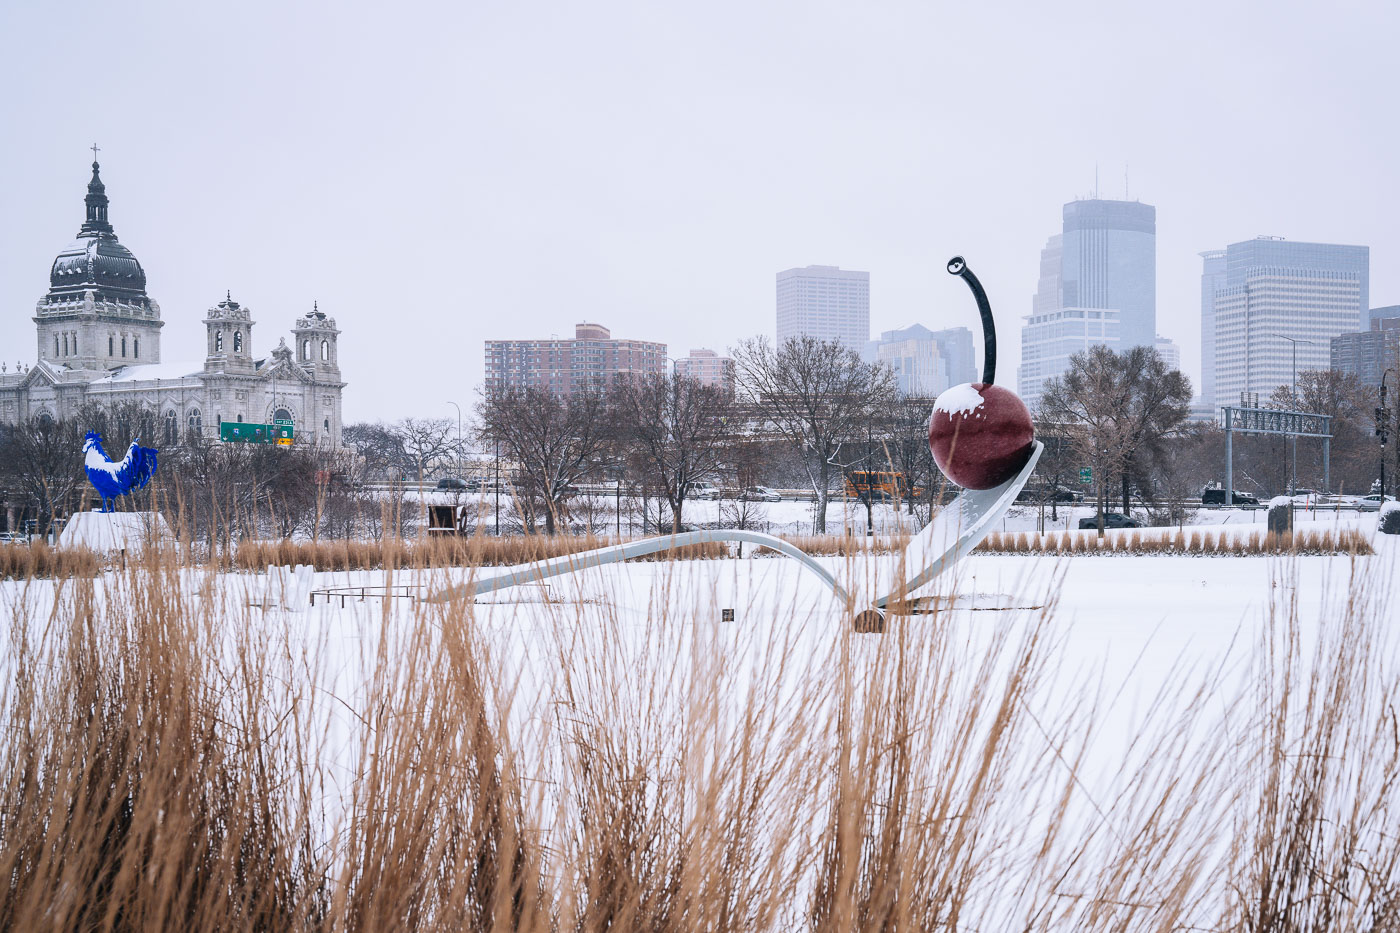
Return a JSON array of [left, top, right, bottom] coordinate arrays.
[[843, 470, 922, 501]]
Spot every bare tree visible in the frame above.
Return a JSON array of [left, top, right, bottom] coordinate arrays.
[[390, 417, 457, 484], [343, 421, 408, 482], [731, 336, 895, 533], [476, 386, 610, 534], [610, 373, 734, 533], [0, 416, 86, 536], [1038, 344, 1190, 528], [1267, 369, 1378, 494]]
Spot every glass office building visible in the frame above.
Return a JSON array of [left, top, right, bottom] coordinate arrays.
[[1060, 199, 1157, 351], [1210, 237, 1369, 411]]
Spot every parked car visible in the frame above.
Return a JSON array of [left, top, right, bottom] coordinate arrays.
[[1358, 494, 1398, 511], [740, 486, 782, 502], [1078, 512, 1144, 530], [1201, 488, 1259, 506], [436, 477, 471, 490], [685, 481, 721, 500], [0, 531, 25, 544]]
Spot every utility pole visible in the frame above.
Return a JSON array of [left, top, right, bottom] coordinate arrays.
[[1381, 369, 1395, 499]]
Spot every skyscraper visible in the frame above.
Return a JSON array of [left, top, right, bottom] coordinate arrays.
[[775, 265, 869, 351], [1060, 199, 1157, 351], [1209, 237, 1369, 410], [928, 326, 977, 386], [1018, 199, 1155, 409], [1331, 310, 1400, 390], [1198, 249, 1227, 407]]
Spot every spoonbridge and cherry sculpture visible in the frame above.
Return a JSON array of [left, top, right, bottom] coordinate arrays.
[[430, 257, 1042, 630]]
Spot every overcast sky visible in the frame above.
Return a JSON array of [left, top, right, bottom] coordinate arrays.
[[2, 0, 1395, 422]]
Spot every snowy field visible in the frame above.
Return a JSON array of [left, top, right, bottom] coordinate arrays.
[[5, 511, 1397, 925]]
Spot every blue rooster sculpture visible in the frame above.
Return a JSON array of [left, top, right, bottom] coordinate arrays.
[[83, 432, 159, 512]]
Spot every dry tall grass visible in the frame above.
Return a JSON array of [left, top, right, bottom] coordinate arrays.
[[0, 541, 100, 579], [0, 542, 1396, 930], [232, 533, 727, 572], [975, 527, 1374, 557]]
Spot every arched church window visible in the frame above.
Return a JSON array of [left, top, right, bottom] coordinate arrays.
[[53, 335, 59, 357], [274, 408, 292, 424], [301, 340, 309, 360], [215, 331, 224, 352], [164, 410, 177, 446], [62, 334, 68, 356], [233, 332, 242, 353], [323, 418, 330, 432], [188, 408, 203, 438], [237, 414, 244, 423], [133, 338, 140, 358], [320, 340, 329, 361], [108, 336, 114, 356], [121, 337, 127, 358]]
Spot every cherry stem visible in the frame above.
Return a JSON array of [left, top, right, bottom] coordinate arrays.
[[946, 256, 996, 386]]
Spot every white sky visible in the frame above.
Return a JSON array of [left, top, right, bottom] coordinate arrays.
[[2, 0, 1395, 422]]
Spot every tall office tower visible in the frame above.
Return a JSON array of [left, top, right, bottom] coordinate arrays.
[[1155, 335, 1181, 372], [775, 265, 869, 351], [1061, 199, 1157, 351], [1032, 234, 1063, 314], [1198, 249, 1227, 406], [1331, 310, 1400, 389], [675, 348, 735, 393], [1210, 237, 1369, 411], [1019, 307, 1121, 410], [484, 322, 666, 396]]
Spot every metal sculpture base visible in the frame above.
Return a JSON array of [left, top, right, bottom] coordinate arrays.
[[429, 442, 1043, 632], [58, 510, 173, 555]]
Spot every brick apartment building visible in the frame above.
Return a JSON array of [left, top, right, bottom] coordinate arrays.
[[484, 322, 666, 395]]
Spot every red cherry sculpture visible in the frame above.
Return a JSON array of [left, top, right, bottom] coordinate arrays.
[[929, 382, 1034, 490], [928, 257, 1035, 490]]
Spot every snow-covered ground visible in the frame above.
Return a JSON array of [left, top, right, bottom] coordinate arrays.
[[5, 513, 1396, 924]]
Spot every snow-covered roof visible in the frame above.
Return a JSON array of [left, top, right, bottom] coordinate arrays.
[[90, 360, 202, 384]]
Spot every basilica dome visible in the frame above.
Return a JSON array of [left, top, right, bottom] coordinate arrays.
[[49, 235, 147, 293], [44, 161, 150, 305]]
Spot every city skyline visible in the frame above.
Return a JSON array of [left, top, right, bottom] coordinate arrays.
[[1, 1, 1397, 421]]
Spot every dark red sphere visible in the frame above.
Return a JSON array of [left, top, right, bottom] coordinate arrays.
[[928, 382, 1035, 490]]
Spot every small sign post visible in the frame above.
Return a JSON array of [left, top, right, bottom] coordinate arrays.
[[1079, 467, 1092, 485]]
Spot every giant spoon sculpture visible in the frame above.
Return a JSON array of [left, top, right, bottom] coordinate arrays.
[[431, 257, 1042, 630]]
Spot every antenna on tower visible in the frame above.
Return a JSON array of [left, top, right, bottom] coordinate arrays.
[[1094, 163, 1099, 199], [1125, 163, 1129, 199]]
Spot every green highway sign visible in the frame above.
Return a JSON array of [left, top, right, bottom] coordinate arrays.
[[1079, 467, 1092, 484], [220, 420, 294, 446]]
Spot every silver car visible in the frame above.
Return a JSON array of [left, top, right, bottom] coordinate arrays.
[[1358, 494, 1397, 511]]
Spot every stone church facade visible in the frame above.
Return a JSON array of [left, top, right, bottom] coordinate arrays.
[[0, 159, 346, 447]]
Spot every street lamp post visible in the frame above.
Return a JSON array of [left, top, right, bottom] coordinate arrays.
[[1272, 333, 1314, 493], [446, 401, 462, 480]]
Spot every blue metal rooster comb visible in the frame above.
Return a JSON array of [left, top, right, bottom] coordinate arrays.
[[83, 431, 158, 512]]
